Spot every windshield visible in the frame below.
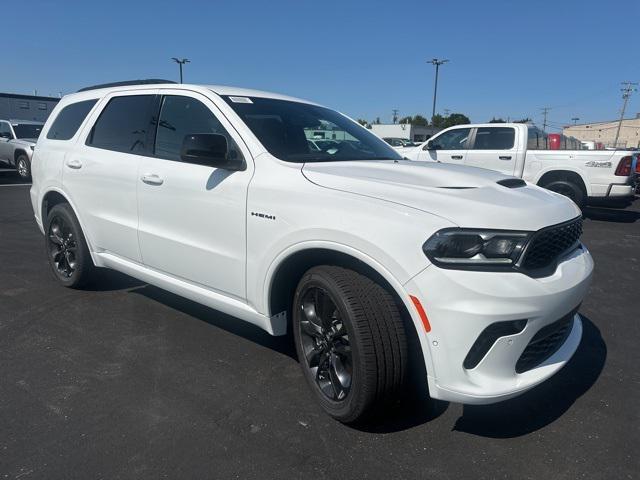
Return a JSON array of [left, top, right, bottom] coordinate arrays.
[[223, 96, 402, 163], [13, 123, 43, 139]]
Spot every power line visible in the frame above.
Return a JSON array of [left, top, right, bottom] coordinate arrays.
[[613, 81, 638, 148], [540, 107, 551, 132]]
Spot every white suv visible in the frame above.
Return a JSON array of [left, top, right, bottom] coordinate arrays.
[[30, 81, 593, 423]]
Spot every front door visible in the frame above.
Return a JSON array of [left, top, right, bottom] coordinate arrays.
[[137, 91, 253, 299], [416, 127, 471, 166]]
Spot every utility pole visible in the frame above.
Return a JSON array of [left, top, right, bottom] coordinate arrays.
[[571, 117, 580, 125], [171, 57, 190, 83], [540, 107, 551, 132], [613, 81, 638, 148], [392, 109, 399, 124], [428, 58, 449, 120]]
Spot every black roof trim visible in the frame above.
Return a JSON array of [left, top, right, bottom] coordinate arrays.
[[78, 79, 177, 93], [0, 92, 60, 102]]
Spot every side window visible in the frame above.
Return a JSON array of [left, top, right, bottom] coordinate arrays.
[[527, 127, 539, 149], [87, 95, 155, 154], [47, 99, 98, 140], [428, 128, 471, 150], [154, 95, 241, 163], [472, 127, 515, 150], [0, 122, 13, 139]]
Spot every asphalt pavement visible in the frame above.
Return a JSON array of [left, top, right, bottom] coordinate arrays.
[[0, 175, 638, 479]]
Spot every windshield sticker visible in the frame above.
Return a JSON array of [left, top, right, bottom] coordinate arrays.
[[229, 96, 253, 104]]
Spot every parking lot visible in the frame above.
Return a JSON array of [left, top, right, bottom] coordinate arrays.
[[0, 170, 638, 479]]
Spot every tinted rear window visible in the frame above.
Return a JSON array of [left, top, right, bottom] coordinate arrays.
[[87, 95, 155, 154], [46, 99, 97, 140]]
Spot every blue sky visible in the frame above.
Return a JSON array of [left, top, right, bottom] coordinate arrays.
[[4, 0, 639, 130]]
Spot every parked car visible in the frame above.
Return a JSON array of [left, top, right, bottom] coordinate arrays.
[[398, 123, 638, 208], [0, 119, 44, 180], [383, 137, 418, 148], [30, 82, 593, 423]]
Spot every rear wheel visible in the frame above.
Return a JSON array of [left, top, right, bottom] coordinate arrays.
[[543, 180, 586, 209], [45, 203, 95, 288], [16, 154, 31, 180], [292, 265, 407, 423]]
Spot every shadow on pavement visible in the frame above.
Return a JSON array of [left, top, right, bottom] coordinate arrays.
[[452, 315, 606, 438], [0, 168, 30, 185], [583, 204, 639, 223], [129, 283, 297, 360]]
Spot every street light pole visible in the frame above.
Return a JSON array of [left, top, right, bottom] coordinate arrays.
[[171, 57, 190, 83], [428, 58, 449, 120]]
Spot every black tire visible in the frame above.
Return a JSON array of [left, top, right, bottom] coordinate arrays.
[[45, 203, 95, 288], [16, 153, 31, 181], [543, 180, 586, 209], [292, 265, 407, 423]]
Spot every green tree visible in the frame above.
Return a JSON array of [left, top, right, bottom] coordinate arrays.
[[398, 116, 413, 124], [443, 113, 470, 127], [411, 114, 429, 126], [356, 118, 368, 126], [514, 117, 532, 124], [489, 117, 506, 123]]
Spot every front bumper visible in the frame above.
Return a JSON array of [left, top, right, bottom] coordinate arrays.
[[404, 244, 593, 404]]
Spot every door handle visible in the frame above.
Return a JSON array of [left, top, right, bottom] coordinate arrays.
[[499, 156, 512, 160], [141, 174, 164, 186], [65, 159, 83, 169], [451, 155, 463, 160]]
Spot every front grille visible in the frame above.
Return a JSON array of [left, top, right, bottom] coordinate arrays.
[[515, 309, 577, 374], [520, 217, 582, 273]]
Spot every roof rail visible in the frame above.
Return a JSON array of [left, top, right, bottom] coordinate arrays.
[[77, 79, 177, 93]]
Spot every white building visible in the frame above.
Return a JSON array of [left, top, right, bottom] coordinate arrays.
[[370, 123, 440, 143]]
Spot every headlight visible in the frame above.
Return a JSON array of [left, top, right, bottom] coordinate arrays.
[[423, 229, 530, 269]]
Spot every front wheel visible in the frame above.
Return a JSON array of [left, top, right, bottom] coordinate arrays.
[[16, 154, 31, 181], [544, 180, 586, 209], [293, 266, 407, 423]]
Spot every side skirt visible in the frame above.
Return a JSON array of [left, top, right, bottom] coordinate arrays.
[[96, 252, 287, 336]]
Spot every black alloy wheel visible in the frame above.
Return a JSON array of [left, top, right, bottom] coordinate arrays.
[[48, 215, 78, 278], [298, 286, 352, 401], [45, 203, 95, 288]]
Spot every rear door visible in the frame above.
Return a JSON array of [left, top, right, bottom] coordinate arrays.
[[63, 91, 157, 262], [464, 126, 518, 175]]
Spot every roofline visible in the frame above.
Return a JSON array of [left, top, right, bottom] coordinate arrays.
[[564, 118, 640, 127], [0, 92, 60, 102]]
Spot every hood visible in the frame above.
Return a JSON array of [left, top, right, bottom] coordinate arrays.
[[302, 160, 581, 231], [13, 138, 37, 146]]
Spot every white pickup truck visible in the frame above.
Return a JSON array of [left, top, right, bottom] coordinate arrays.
[[399, 123, 638, 207]]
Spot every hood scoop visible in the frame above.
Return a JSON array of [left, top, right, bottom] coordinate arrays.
[[497, 178, 526, 188]]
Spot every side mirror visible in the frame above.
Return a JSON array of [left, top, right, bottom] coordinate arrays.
[[180, 133, 245, 171], [0, 132, 12, 140]]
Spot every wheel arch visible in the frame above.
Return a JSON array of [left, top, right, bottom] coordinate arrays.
[[535, 168, 590, 196], [266, 244, 433, 386], [40, 188, 99, 265], [14, 149, 28, 165]]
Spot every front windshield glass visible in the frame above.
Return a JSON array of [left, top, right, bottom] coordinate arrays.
[[13, 123, 43, 139], [223, 96, 402, 163]]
